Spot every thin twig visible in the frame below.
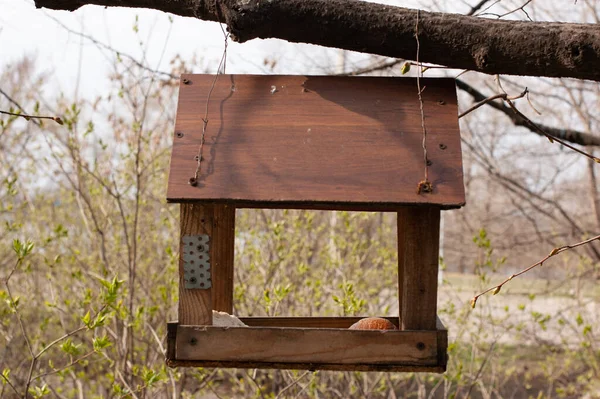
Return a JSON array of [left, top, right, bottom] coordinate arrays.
[[0, 85, 39, 130], [458, 89, 527, 119], [245, 370, 266, 399], [4, 259, 36, 398], [467, 0, 495, 15], [464, 342, 497, 398], [471, 233, 600, 307], [44, 12, 176, 80], [32, 351, 95, 381], [275, 371, 311, 399], [498, 0, 534, 20], [505, 99, 600, 162], [4, 261, 34, 357], [0, 110, 63, 125], [0, 372, 21, 397], [35, 326, 88, 359], [343, 59, 403, 76], [406, 61, 447, 70]]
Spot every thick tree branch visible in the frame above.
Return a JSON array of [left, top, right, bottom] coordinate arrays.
[[35, 0, 600, 81]]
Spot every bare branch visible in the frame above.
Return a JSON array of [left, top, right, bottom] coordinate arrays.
[[456, 79, 600, 146], [458, 88, 527, 119], [0, 372, 22, 397], [471, 233, 600, 307], [0, 110, 63, 125], [467, 0, 495, 16]]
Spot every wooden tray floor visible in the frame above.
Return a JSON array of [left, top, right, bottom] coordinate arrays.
[[166, 317, 447, 372]]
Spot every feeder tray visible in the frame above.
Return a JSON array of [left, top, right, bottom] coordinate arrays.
[[166, 74, 465, 372]]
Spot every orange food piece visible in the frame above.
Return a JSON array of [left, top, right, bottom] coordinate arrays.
[[348, 317, 397, 330]]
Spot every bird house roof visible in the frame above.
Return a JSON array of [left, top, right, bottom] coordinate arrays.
[[167, 74, 465, 210]]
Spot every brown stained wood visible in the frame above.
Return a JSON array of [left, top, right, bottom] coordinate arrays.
[[174, 324, 438, 366], [167, 322, 177, 361], [436, 316, 448, 368], [168, 75, 465, 209], [211, 204, 235, 313], [179, 204, 213, 325], [397, 207, 441, 331], [166, 321, 447, 372]]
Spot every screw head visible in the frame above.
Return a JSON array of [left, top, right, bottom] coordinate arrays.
[[439, 143, 447, 150], [416, 342, 426, 351], [176, 131, 184, 138], [182, 78, 191, 85]]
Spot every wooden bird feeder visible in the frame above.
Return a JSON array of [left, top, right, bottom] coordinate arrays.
[[166, 74, 465, 372]]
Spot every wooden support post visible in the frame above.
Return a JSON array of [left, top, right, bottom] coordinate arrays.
[[179, 203, 236, 325], [211, 204, 236, 313], [179, 203, 214, 325], [397, 206, 440, 331]]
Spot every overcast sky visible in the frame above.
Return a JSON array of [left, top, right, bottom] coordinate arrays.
[[0, 0, 432, 101]]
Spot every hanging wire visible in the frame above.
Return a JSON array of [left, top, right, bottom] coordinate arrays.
[[190, 8, 230, 186], [415, 9, 433, 195]]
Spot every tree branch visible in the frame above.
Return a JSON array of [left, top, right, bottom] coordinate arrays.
[[34, 0, 600, 81], [456, 79, 600, 146], [0, 110, 63, 125], [471, 233, 600, 307]]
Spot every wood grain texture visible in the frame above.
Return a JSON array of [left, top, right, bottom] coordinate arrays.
[[167, 322, 447, 372], [179, 204, 213, 325], [397, 207, 440, 330], [211, 204, 235, 313], [168, 75, 465, 209], [175, 325, 438, 364]]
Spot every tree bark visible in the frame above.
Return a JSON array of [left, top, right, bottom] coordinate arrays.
[[35, 0, 600, 82]]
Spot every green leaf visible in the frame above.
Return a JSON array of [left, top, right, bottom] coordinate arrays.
[[93, 335, 112, 352], [583, 324, 592, 336], [1, 368, 10, 385], [82, 311, 92, 328], [29, 384, 50, 398], [400, 62, 411, 75], [12, 238, 34, 259], [60, 338, 81, 356], [93, 312, 108, 328]]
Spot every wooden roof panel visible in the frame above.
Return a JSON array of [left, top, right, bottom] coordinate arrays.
[[167, 74, 465, 209]]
